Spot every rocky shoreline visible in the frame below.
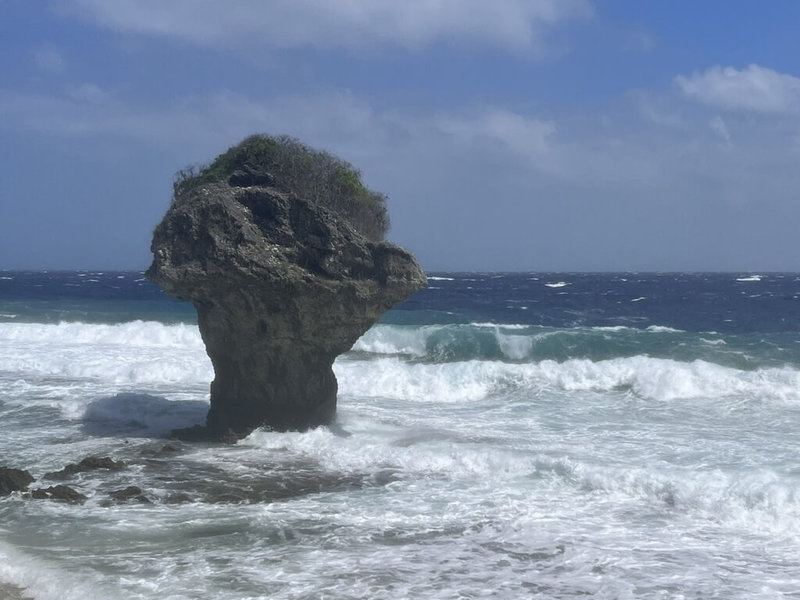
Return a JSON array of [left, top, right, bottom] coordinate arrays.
[[1, 457, 135, 505], [0, 440, 396, 508]]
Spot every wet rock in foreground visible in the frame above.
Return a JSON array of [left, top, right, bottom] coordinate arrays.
[[30, 485, 87, 504], [44, 456, 126, 479], [0, 467, 34, 495], [107, 486, 151, 504]]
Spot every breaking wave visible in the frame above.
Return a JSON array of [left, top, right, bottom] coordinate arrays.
[[337, 355, 800, 405], [0, 320, 203, 349], [0, 321, 210, 387], [2, 321, 798, 407], [352, 323, 790, 368]]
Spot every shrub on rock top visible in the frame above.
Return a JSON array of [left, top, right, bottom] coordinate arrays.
[[173, 134, 389, 241]]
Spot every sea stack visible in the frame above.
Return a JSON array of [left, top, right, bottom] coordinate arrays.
[[147, 135, 426, 441]]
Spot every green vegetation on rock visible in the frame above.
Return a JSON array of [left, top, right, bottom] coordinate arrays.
[[173, 134, 389, 241]]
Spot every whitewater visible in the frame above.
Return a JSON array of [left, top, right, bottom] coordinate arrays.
[[1, 271, 800, 599]]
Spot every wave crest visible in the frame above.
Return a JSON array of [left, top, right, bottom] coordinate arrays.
[[336, 355, 800, 405]]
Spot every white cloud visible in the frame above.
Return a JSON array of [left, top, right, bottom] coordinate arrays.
[[2, 79, 797, 195], [34, 44, 65, 73], [0, 85, 386, 163], [622, 29, 654, 53], [66, 83, 112, 104], [4, 81, 800, 269], [675, 64, 800, 114], [437, 109, 556, 166], [709, 115, 730, 142], [57, 0, 593, 54], [637, 95, 685, 128], [0, 84, 661, 194]]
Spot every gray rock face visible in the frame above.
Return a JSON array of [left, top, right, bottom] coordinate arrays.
[[30, 485, 87, 504], [0, 466, 34, 495], [147, 182, 425, 441], [44, 456, 126, 479]]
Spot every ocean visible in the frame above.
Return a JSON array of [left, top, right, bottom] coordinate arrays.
[[1, 271, 800, 599]]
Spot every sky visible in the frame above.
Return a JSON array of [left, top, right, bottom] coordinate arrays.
[[1, 1, 799, 272]]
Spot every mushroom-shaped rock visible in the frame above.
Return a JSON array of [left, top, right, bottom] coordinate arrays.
[[147, 136, 426, 441]]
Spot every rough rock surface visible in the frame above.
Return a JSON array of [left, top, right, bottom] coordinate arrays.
[[0, 467, 35, 495], [147, 181, 426, 440], [108, 486, 151, 504], [30, 485, 87, 504], [44, 456, 126, 479]]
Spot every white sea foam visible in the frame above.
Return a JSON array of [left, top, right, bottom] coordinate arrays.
[[353, 323, 540, 359], [533, 356, 800, 403], [337, 358, 496, 402], [545, 281, 569, 288], [237, 422, 800, 543], [336, 355, 800, 405], [0, 321, 203, 348], [0, 541, 112, 600], [0, 322, 211, 396], [427, 276, 454, 281], [468, 322, 528, 329], [645, 325, 684, 333], [3, 318, 800, 598], [495, 333, 534, 360], [352, 324, 432, 356]]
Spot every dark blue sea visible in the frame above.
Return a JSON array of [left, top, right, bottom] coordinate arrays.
[[2, 271, 800, 599]]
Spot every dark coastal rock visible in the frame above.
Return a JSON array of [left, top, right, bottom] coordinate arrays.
[[164, 492, 194, 504], [44, 456, 126, 479], [138, 442, 185, 457], [0, 467, 35, 495], [31, 485, 87, 504], [168, 424, 240, 445], [108, 486, 151, 504], [147, 173, 425, 441]]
